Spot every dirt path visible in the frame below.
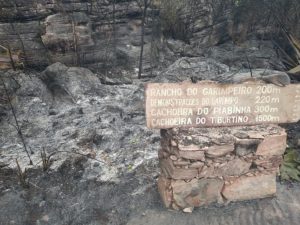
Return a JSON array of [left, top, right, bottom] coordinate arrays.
[[127, 183, 300, 225], [1, 160, 300, 225]]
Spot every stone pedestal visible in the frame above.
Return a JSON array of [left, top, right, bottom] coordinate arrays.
[[158, 125, 287, 211]]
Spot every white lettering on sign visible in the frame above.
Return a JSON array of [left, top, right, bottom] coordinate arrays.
[[213, 106, 251, 115], [150, 98, 199, 107], [210, 96, 239, 105], [151, 117, 193, 127], [196, 117, 206, 124], [150, 88, 182, 97], [210, 116, 249, 124], [256, 85, 281, 94], [151, 108, 193, 117], [145, 82, 300, 129], [197, 108, 209, 115], [202, 86, 252, 95]]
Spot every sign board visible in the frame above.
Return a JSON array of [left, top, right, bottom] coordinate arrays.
[[145, 82, 300, 129]]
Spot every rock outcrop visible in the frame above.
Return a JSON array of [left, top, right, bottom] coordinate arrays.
[[155, 56, 288, 83], [0, 0, 153, 74], [0, 0, 287, 77]]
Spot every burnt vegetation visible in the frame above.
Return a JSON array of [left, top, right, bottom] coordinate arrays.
[[0, 1, 300, 224]]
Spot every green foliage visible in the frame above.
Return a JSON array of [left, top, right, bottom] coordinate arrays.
[[280, 148, 300, 182]]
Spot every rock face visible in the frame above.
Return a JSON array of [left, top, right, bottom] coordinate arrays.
[[163, 0, 233, 47], [41, 12, 94, 66], [155, 56, 287, 83], [158, 125, 287, 211], [0, 0, 153, 74], [205, 40, 286, 71], [0, 0, 285, 77]]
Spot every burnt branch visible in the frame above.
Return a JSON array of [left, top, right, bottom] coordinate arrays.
[[0, 76, 33, 165]]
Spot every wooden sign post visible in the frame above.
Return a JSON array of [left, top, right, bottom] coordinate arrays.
[[145, 82, 300, 129]]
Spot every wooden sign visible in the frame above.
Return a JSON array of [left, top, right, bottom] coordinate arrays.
[[145, 82, 300, 129]]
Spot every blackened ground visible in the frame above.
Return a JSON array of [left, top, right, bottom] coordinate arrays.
[[0, 157, 160, 225], [1, 153, 300, 225], [0, 54, 299, 225]]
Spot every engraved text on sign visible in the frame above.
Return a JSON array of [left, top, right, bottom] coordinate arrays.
[[145, 82, 300, 129]]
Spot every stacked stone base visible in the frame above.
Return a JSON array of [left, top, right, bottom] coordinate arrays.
[[158, 125, 287, 211]]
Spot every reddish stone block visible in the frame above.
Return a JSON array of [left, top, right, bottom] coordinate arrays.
[[205, 144, 235, 158], [173, 160, 191, 166], [222, 173, 276, 202], [177, 150, 205, 161], [160, 159, 198, 180], [235, 138, 262, 156], [157, 176, 172, 208], [198, 165, 215, 178], [171, 178, 224, 208], [253, 155, 283, 169], [214, 158, 251, 177], [189, 161, 204, 169], [178, 144, 202, 151], [256, 132, 287, 156]]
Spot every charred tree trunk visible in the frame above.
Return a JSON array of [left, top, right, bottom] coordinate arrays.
[[7, 44, 16, 71], [138, 0, 150, 79], [112, 0, 117, 68]]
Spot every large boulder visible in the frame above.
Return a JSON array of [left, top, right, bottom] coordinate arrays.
[[155, 57, 230, 83], [42, 12, 94, 51], [154, 55, 290, 84], [215, 69, 290, 84], [205, 40, 286, 71], [40, 62, 103, 100], [41, 12, 94, 65]]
